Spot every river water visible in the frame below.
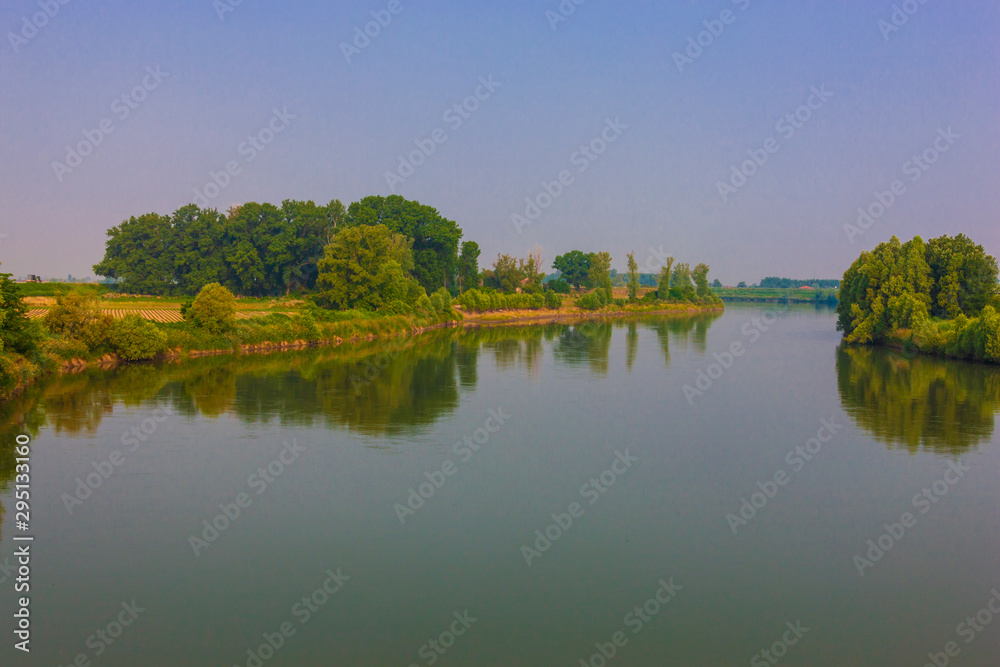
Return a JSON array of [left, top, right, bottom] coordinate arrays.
[[0, 304, 997, 666]]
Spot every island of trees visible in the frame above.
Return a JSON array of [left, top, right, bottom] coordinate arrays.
[[838, 234, 1000, 363], [0, 194, 720, 399]]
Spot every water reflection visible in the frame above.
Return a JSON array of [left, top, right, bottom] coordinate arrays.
[[0, 314, 722, 452], [836, 345, 1000, 454]]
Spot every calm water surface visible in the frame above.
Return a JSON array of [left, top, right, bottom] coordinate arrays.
[[1, 304, 998, 666]]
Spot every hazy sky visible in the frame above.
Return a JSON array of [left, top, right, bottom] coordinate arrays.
[[1, 0, 997, 284]]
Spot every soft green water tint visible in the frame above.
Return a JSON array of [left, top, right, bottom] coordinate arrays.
[[0, 305, 998, 665]]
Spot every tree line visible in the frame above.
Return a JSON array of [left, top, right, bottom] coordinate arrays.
[[837, 234, 1000, 363], [93, 196, 466, 298]]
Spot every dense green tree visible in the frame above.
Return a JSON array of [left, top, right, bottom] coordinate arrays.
[[656, 265, 671, 300], [191, 283, 237, 334], [492, 254, 523, 293], [314, 224, 422, 310], [693, 263, 711, 298], [347, 195, 462, 292], [626, 252, 639, 301], [925, 234, 998, 318], [588, 251, 613, 295], [670, 263, 696, 301], [0, 273, 41, 356], [552, 250, 591, 289], [457, 241, 481, 293], [92, 213, 174, 294], [838, 234, 1000, 363]]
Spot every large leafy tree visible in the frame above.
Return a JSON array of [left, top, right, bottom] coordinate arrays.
[[92, 213, 174, 294], [925, 234, 998, 318], [693, 263, 711, 298], [552, 250, 591, 289], [314, 224, 421, 310], [588, 252, 614, 295], [95, 199, 341, 297], [457, 241, 481, 293], [347, 195, 462, 292], [491, 254, 523, 293]]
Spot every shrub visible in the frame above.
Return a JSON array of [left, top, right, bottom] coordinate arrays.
[[549, 279, 571, 294], [191, 283, 237, 333], [44, 291, 112, 350], [109, 314, 167, 361], [577, 292, 604, 311], [415, 294, 432, 313], [544, 290, 562, 310]]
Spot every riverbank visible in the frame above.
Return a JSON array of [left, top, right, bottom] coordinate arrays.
[[3, 301, 723, 400]]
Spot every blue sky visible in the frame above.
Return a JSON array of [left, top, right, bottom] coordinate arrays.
[[1, 0, 997, 283]]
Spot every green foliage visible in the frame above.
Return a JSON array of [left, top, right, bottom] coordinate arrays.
[[94, 199, 341, 296], [626, 252, 639, 301], [110, 314, 167, 360], [838, 234, 1000, 363], [761, 277, 840, 289], [347, 195, 462, 292], [0, 274, 42, 355], [552, 251, 591, 288], [491, 253, 524, 293], [669, 263, 696, 301], [693, 263, 711, 298], [457, 289, 544, 312], [314, 224, 422, 311], [588, 252, 613, 296], [457, 241, 481, 293], [925, 234, 998, 317], [656, 266, 671, 300], [549, 279, 571, 294], [544, 290, 562, 310], [44, 291, 113, 350], [191, 283, 237, 334]]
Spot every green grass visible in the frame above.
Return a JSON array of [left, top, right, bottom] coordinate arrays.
[[713, 287, 838, 303]]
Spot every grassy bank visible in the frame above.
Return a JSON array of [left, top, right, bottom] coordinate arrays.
[[713, 287, 838, 304]]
